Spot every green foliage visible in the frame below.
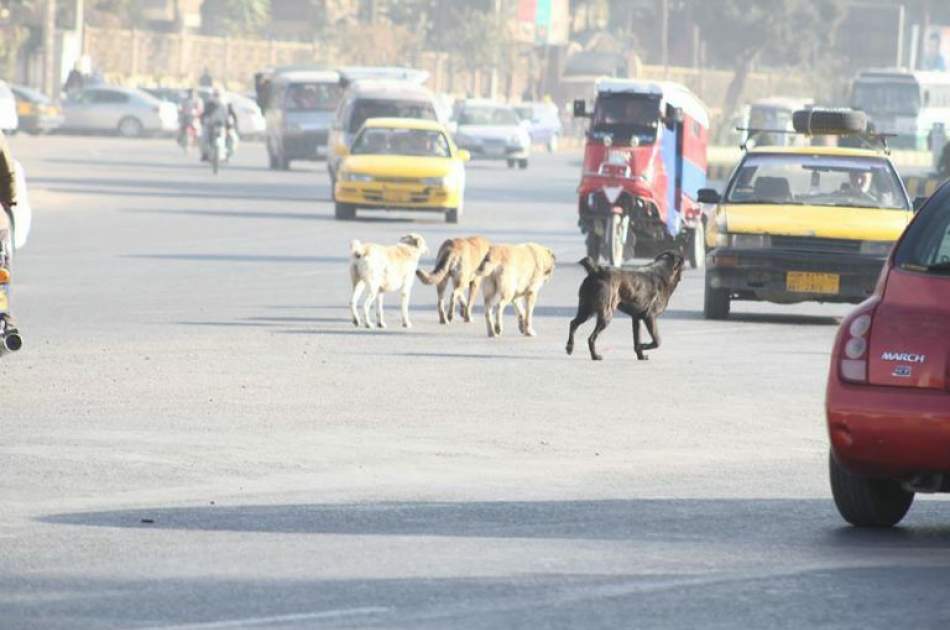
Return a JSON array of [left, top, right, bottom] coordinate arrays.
[[440, 6, 512, 73], [203, 0, 272, 37]]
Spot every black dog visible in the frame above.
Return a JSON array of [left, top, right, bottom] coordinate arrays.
[[566, 251, 685, 361]]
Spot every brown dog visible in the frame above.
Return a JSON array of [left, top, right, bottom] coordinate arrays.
[[475, 243, 556, 338], [416, 236, 491, 324], [566, 251, 684, 360]]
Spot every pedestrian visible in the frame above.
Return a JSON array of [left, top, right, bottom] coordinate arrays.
[[64, 65, 84, 95], [199, 67, 214, 88]]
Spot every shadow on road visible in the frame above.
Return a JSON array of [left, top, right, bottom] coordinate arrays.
[[124, 208, 334, 222], [39, 499, 950, 544], [124, 253, 349, 264], [44, 157, 270, 173]]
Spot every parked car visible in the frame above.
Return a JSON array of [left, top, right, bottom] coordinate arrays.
[[514, 101, 562, 152], [826, 181, 950, 528], [0, 81, 18, 133], [10, 85, 64, 134], [140, 87, 188, 107], [328, 80, 439, 186], [452, 99, 531, 169], [61, 86, 178, 137], [257, 70, 340, 169], [334, 117, 469, 223]]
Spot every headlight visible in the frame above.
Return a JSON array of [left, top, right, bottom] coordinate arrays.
[[341, 172, 373, 183], [422, 174, 455, 188], [717, 233, 771, 249], [859, 241, 892, 256]]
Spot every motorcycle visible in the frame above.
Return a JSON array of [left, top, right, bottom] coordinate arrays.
[[207, 121, 227, 175]]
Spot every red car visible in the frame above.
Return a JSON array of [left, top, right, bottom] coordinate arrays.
[[826, 186, 950, 527]]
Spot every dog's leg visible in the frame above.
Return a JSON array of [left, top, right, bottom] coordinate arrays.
[[350, 280, 366, 327], [632, 316, 646, 360], [523, 292, 539, 337], [494, 301, 506, 336], [375, 292, 387, 329], [587, 313, 611, 361], [436, 278, 449, 324], [639, 315, 660, 356], [400, 288, 412, 328], [362, 289, 377, 329], [464, 279, 480, 322], [513, 299, 527, 335], [448, 285, 462, 324], [566, 304, 593, 355]]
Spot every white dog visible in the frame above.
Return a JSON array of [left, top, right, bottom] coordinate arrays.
[[349, 233, 428, 329]]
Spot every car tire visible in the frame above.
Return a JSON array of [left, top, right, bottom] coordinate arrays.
[[117, 117, 144, 138], [703, 271, 730, 319], [688, 225, 706, 269], [792, 109, 867, 135], [829, 451, 914, 527], [507, 159, 515, 169], [334, 202, 355, 221], [518, 159, 528, 170], [446, 207, 461, 224]]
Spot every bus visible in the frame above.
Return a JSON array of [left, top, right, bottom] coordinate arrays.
[[850, 69, 950, 150]]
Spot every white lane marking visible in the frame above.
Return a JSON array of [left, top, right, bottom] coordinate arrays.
[[139, 606, 390, 629]]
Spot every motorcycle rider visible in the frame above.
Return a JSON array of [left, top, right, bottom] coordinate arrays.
[[200, 88, 238, 162], [178, 88, 204, 148], [0, 130, 19, 341]]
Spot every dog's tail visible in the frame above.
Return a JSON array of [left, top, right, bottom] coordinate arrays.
[[578, 256, 600, 276], [416, 248, 457, 285], [350, 239, 368, 259]]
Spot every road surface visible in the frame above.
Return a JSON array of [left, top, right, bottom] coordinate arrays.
[[3, 135, 949, 629]]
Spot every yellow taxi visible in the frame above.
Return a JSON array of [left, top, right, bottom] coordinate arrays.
[[333, 118, 469, 223], [698, 120, 914, 319]]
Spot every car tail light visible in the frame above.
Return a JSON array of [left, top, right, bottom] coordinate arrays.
[[839, 307, 876, 383]]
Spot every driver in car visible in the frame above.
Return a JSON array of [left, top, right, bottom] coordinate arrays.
[[842, 169, 878, 203]]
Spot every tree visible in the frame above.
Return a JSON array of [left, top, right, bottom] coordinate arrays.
[[202, 0, 271, 37], [439, 5, 513, 94], [694, 0, 844, 139]]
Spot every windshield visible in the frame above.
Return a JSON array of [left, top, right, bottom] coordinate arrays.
[[351, 127, 451, 157], [349, 99, 436, 133], [458, 106, 520, 126], [852, 81, 920, 116], [894, 194, 950, 271], [591, 93, 660, 143], [285, 82, 341, 112], [725, 154, 909, 210]]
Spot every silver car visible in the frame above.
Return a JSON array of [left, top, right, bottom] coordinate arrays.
[[62, 87, 178, 137], [452, 99, 531, 169]]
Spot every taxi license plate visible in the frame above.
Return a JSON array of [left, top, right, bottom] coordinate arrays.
[[786, 271, 839, 294], [383, 189, 409, 203]]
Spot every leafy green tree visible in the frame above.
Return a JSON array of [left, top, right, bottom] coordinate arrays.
[[694, 0, 844, 139], [202, 0, 271, 36]]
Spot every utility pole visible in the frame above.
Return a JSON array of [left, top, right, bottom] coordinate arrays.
[[75, 0, 84, 55], [44, 0, 56, 98], [659, 0, 669, 77]]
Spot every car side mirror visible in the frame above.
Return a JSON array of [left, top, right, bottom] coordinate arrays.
[[573, 99, 589, 118], [458, 149, 471, 162], [697, 188, 721, 204], [913, 196, 927, 212]]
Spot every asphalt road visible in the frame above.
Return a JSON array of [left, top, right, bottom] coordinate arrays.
[[3, 135, 949, 629]]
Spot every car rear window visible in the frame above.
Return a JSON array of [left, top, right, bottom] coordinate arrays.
[[894, 192, 950, 270], [348, 99, 436, 133]]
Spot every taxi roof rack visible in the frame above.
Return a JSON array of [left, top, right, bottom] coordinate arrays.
[[736, 128, 896, 155]]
